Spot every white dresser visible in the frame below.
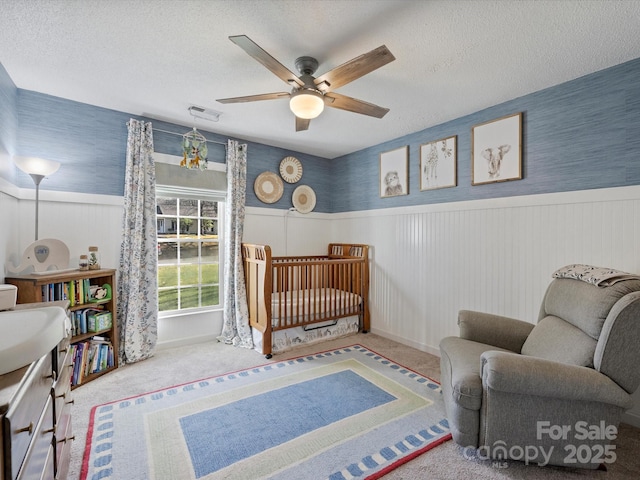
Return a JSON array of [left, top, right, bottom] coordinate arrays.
[[0, 305, 73, 480]]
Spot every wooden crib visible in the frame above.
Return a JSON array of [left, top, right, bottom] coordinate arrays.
[[242, 243, 370, 358]]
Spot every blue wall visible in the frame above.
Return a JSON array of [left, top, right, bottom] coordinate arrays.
[[2, 56, 640, 214], [332, 57, 640, 212], [16, 90, 131, 195], [1, 70, 333, 212]]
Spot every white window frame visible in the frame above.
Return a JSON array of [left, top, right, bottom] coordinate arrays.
[[156, 185, 225, 318]]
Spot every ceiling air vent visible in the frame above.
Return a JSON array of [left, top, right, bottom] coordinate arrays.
[[188, 105, 221, 122]]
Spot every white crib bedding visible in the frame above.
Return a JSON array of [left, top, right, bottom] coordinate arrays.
[[252, 315, 360, 355], [271, 287, 362, 327]]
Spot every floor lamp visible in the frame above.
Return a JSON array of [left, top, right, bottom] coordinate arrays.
[[13, 156, 61, 241]]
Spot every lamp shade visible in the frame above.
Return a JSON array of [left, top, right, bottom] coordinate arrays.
[[13, 156, 61, 176], [289, 90, 325, 119]]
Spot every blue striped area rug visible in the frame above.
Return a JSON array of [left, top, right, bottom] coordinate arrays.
[[81, 345, 451, 480]]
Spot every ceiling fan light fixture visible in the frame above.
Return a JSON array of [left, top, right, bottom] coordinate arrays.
[[289, 89, 324, 120]]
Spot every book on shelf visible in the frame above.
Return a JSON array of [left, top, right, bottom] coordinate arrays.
[[40, 278, 95, 305], [70, 337, 115, 386], [71, 307, 106, 336]]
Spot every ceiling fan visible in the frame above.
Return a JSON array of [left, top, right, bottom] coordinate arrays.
[[216, 35, 395, 132]]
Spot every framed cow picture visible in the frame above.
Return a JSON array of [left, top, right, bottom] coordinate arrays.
[[471, 112, 522, 185]]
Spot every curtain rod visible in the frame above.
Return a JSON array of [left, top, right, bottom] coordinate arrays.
[[153, 127, 227, 147]]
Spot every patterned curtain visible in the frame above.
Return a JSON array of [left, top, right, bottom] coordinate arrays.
[[117, 119, 158, 364], [220, 139, 253, 348]]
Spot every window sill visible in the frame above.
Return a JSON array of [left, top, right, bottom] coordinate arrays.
[[159, 306, 223, 319]]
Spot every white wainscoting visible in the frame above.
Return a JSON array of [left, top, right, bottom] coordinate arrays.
[[5, 186, 124, 270], [330, 185, 640, 426], [243, 206, 332, 257], [0, 186, 332, 349], [0, 189, 20, 276], [2, 183, 639, 425]]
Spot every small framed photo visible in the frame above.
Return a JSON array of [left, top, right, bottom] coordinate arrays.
[[380, 146, 408, 198], [472, 112, 522, 185], [420, 135, 457, 190]]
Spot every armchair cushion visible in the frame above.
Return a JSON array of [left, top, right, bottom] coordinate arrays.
[[542, 278, 640, 339], [521, 316, 597, 367]]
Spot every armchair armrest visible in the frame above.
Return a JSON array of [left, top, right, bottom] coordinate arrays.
[[481, 350, 633, 409], [458, 310, 534, 352]]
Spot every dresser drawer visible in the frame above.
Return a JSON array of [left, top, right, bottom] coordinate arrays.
[[52, 347, 73, 427], [15, 396, 54, 480], [52, 390, 72, 474], [53, 414, 72, 480], [4, 353, 53, 480], [54, 336, 71, 379]]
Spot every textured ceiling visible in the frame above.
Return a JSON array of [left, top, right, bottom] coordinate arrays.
[[2, 0, 640, 159]]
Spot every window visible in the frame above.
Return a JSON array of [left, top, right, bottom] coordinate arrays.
[[156, 194, 222, 313]]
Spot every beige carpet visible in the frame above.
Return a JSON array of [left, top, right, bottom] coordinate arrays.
[[67, 333, 640, 480]]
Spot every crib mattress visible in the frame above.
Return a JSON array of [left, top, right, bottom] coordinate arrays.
[[271, 287, 361, 327]]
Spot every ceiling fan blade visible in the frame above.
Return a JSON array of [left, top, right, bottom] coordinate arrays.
[[314, 45, 395, 91], [217, 92, 290, 104], [295, 116, 310, 132], [324, 92, 389, 118], [229, 35, 304, 88]]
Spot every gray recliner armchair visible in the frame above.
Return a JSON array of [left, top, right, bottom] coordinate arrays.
[[439, 265, 640, 469]]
